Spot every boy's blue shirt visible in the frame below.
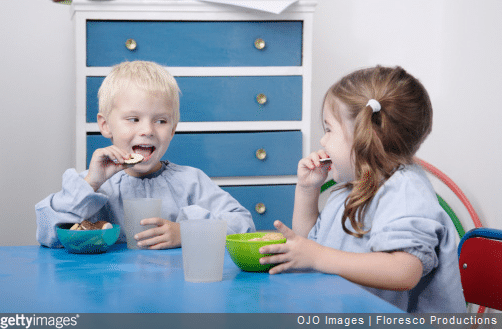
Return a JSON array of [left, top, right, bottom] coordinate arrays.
[[309, 164, 466, 313], [36, 161, 255, 248]]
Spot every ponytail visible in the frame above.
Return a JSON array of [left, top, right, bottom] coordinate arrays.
[[327, 66, 432, 237]]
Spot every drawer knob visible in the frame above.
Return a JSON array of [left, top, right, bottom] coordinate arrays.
[[255, 148, 267, 161], [125, 39, 137, 51], [255, 203, 266, 214], [254, 38, 266, 50], [256, 93, 267, 105]]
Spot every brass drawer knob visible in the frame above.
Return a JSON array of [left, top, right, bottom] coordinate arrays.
[[255, 148, 267, 160], [255, 203, 266, 214], [256, 93, 267, 105], [125, 39, 137, 51], [254, 38, 266, 50]]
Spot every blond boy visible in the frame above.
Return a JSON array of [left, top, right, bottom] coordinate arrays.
[[36, 61, 255, 248]]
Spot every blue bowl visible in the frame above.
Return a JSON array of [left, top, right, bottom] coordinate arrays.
[[56, 223, 120, 254]]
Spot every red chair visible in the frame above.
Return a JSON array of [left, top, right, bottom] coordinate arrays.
[[458, 228, 502, 311]]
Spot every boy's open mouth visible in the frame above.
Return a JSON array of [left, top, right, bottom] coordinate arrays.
[[132, 145, 156, 162]]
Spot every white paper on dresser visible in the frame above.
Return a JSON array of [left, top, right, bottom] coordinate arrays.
[[196, 0, 299, 14]]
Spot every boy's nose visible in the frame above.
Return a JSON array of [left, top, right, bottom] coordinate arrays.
[[139, 122, 154, 136]]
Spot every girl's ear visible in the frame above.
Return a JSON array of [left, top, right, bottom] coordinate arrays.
[[97, 113, 113, 139]]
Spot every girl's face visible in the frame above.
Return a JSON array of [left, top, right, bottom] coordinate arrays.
[[98, 85, 176, 177], [320, 99, 356, 183]]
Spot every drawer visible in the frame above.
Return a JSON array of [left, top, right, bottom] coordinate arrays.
[[87, 20, 302, 67], [222, 185, 295, 230], [86, 76, 302, 122], [86, 131, 301, 176]]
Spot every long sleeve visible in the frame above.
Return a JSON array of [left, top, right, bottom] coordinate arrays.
[[308, 164, 465, 313], [35, 169, 109, 247]]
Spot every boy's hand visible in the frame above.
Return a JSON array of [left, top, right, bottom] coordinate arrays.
[[135, 218, 181, 249], [297, 150, 331, 190], [258, 220, 322, 274], [84, 146, 132, 191]]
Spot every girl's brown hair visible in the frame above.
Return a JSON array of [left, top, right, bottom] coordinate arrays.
[[326, 66, 433, 237]]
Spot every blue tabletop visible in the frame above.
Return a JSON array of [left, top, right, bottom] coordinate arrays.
[[0, 244, 403, 313]]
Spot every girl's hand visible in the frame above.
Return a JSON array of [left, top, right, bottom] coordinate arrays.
[[84, 146, 132, 191], [135, 218, 181, 249], [297, 150, 331, 190], [258, 220, 322, 274]]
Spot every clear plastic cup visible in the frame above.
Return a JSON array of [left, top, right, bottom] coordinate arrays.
[[180, 219, 227, 282], [123, 198, 162, 249]]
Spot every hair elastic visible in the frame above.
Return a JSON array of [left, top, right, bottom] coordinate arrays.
[[367, 99, 381, 113]]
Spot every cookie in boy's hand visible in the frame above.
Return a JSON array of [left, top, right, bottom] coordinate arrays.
[[124, 153, 144, 165], [319, 157, 332, 165]]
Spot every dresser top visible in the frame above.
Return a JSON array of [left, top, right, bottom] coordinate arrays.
[[71, 0, 317, 14]]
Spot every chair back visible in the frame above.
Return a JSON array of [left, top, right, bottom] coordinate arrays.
[[457, 228, 502, 311]]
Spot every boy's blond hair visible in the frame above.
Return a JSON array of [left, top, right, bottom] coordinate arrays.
[[98, 61, 180, 126]]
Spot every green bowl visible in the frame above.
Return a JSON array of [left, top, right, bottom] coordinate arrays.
[[226, 232, 286, 272], [56, 223, 120, 254]]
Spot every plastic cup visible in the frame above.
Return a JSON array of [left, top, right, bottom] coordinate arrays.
[[180, 219, 227, 282], [123, 198, 162, 249]]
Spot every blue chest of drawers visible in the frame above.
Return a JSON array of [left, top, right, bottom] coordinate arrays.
[[72, 0, 317, 230]]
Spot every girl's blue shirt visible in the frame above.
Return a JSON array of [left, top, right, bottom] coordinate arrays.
[[309, 164, 466, 313], [36, 161, 255, 248]]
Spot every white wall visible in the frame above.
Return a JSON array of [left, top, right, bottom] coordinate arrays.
[[312, 0, 502, 235], [1, 1, 75, 245], [1, 0, 501, 246]]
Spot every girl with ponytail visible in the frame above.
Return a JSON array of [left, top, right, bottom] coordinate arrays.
[[259, 66, 466, 313]]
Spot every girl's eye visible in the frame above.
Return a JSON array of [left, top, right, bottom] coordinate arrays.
[[127, 118, 139, 123]]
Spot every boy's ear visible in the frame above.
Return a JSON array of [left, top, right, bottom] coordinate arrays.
[[97, 113, 113, 139], [171, 123, 177, 137]]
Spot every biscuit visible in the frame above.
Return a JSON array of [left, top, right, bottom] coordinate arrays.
[[249, 232, 285, 241], [124, 153, 144, 165], [69, 220, 113, 230]]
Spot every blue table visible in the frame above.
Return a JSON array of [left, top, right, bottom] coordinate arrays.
[[0, 244, 403, 313]]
